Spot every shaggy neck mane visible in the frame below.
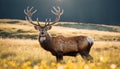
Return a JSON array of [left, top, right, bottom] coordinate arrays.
[[39, 33, 53, 52]]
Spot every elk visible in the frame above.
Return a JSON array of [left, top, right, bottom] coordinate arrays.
[[24, 6, 94, 62]]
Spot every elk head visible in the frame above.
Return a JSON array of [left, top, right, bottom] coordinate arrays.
[[24, 6, 64, 38]]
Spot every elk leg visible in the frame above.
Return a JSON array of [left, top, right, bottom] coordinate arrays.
[[87, 45, 92, 54], [80, 45, 93, 61], [56, 52, 63, 62], [80, 51, 93, 61]]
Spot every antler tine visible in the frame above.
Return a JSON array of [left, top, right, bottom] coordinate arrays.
[[51, 6, 64, 15], [24, 10, 27, 15], [45, 18, 48, 26], [29, 7, 34, 12], [57, 6, 61, 12], [31, 9, 37, 16], [24, 7, 29, 15], [51, 7, 57, 15], [47, 6, 63, 26], [48, 18, 51, 25], [37, 18, 43, 27], [44, 18, 51, 27], [53, 6, 59, 13], [49, 18, 51, 22], [60, 9, 64, 15], [24, 6, 38, 26], [26, 6, 29, 12]]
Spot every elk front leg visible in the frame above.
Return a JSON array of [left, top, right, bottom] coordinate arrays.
[[56, 52, 63, 62]]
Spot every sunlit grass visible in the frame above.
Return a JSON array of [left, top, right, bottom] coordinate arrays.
[[0, 19, 120, 69], [0, 38, 120, 69], [0, 19, 120, 41]]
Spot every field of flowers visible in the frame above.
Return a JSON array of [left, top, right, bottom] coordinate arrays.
[[0, 38, 120, 69], [0, 59, 118, 69], [0, 19, 120, 69]]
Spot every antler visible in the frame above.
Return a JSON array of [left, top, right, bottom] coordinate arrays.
[[24, 6, 63, 27], [24, 7, 42, 27], [45, 6, 64, 26]]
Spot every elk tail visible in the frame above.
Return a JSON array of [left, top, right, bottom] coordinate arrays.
[[87, 37, 94, 46]]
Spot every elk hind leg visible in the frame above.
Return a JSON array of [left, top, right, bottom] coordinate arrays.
[[80, 51, 93, 62]]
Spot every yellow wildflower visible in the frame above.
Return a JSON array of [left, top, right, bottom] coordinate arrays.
[[9, 61, 16, 67]]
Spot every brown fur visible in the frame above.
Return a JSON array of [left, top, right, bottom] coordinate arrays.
[[38, 33, 94, 62]]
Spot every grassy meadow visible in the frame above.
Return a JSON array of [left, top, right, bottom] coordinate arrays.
[[0, 19, 120, 69]]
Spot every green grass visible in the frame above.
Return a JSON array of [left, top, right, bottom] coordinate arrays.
[[0, 30, 38, 39], [56, 23, 120, 32]]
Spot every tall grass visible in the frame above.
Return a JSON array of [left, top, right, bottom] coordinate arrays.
[[0, 19, 120, 69], [0, 38, 120, 69]]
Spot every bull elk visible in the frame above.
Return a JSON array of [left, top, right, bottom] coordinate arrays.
[[24, 6, 94, 62]]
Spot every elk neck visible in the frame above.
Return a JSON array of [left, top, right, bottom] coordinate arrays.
[[38, 32, 53, 52]]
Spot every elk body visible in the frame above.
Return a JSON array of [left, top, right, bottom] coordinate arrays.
[[24, 6, 94, 62]]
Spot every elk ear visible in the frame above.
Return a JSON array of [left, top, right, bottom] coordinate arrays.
[[34, 26, 40, 30], [46, 26, 52, 30]]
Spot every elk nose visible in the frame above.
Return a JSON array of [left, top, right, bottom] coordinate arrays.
[[41, 32, 44, 34], [41, 31, 44, 34]]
